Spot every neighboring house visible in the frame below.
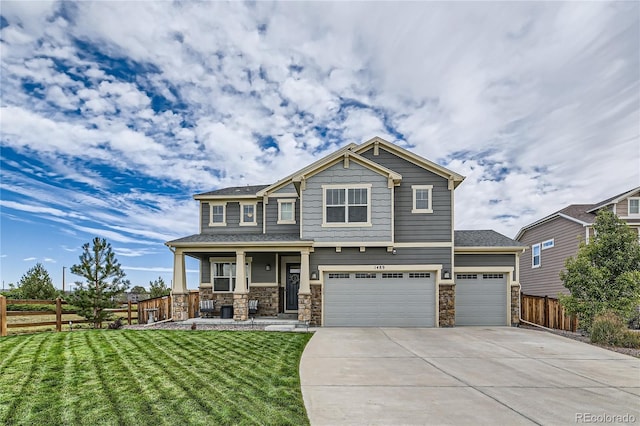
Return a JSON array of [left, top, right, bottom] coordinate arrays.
[[516, 187, 640, 298], [166, 137, 525, 327]]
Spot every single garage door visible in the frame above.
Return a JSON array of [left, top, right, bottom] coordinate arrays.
[[455, 273, 508, 326], [323, 271, 436, 327]]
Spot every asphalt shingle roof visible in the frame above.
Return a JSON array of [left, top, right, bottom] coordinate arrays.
[[195, 185, 270, 197], [454, 230, 523, 247], [167, 233, 308, 245]]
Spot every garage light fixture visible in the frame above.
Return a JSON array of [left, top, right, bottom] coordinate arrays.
[[265, 264, 271, 271], [443, 270, 451, 279]]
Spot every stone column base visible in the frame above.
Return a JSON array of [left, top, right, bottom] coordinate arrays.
[[439, 284, 455, 327], [172, 293, 189, 321], [298, 293, 312, 323], [511, 285, 521, 326], [233, 293, 249, 321]]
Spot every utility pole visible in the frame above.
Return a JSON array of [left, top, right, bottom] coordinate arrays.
[[62, 266, 66, 293]]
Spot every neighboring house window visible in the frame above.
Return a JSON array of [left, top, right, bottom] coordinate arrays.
[[322, 184, 371, 226], [209, 203, 226, 226], [629, 197, 640, 216], [411, 185, 433, 213], [541, 239, 554, 250], [240, 202, 257, 226], [211, 260, 250, 292], [277, 199, 296, 224], [532, 244, 541, 268]]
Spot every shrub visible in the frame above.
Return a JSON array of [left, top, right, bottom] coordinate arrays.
[[108, 317, 124, 330], [619, 330, 640, 349], [590, 312, 625, 346]]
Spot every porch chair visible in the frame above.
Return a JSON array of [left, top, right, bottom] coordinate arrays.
[[248, 299, 259, 317], [199, 299, 216, 318]]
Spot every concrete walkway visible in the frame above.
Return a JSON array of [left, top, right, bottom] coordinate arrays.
[[300, 327, 640, 425]]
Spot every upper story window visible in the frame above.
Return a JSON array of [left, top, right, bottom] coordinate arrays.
[[209, 203, 226, 226], [277, 199, 296, 224], [629, 197, 640, 216], [541, 239, 554, 250], [240, 202, 257, 226], [322, 184, 371, 226], [412, 185, 433, 213], [532, 243, 541, 268]]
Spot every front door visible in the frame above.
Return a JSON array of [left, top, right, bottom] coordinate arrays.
[[286, 264, 301, 311]]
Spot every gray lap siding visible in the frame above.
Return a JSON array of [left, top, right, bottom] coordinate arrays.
[[265, 198, 300, 234], [455, 254, 517, 280], [201, 201, 263, 234], [310, 247, 451, 277], [360, 147, 452, 242]]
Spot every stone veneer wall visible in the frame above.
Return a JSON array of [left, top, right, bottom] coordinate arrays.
[[310, 284, 322, 326], [248, 287, 278, 317], [511, 285, 520, 326], [199, 287, 234, 316], [172, 293, 189, 321], [298, 293, 311, 323], [439, 284, 455, 327], [233, 293, 248, 321]]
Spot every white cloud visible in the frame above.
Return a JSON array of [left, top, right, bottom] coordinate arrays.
[[44, 258, 56, 263], [23, 257, 37, 261]]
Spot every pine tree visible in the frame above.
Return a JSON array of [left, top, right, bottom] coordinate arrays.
[[559, 209, 640, 330], [18, 263, 57, 300], [149, 276, 170, 298], [68, 237, 130, 328]]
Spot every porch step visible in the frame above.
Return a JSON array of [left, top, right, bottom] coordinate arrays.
[[265, 324, 297, 332]]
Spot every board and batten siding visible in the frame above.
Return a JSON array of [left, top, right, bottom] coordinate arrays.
[[201, 201, 263, 234], [301, 161, 392, 242], [455, 254, 517, 280], [360, 147, 452, 242], [265, 197, 300, 234], [518, 217, 584, 297], [310, 247, 451, 276]]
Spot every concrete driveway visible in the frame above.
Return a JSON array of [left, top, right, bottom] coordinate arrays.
[[300, 327, 640, 425]]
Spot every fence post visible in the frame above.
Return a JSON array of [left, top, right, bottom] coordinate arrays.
[[127, 301, 132, 325], [0, 295, 7, 337], [543, 296, 549, 328], [56, 297, 62, 332]]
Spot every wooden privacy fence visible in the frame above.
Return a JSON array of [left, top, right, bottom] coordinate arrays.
[[137, 292, 200, 323], [521, 294, 578, 332], [0, 295, 137, 337]]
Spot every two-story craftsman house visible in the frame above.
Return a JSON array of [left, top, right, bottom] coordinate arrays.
[[166, 137, 525, 326], [516, 187, 640, 297]]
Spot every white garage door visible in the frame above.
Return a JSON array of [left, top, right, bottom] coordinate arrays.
[[455, 273, 508, 326], [323, 271, 436, 327]]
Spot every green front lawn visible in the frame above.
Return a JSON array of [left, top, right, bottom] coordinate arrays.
[[0, 330, 312, 425]]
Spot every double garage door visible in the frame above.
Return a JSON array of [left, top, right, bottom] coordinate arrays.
[[455, 273, 508, 326], [323, 271, 436, 327]]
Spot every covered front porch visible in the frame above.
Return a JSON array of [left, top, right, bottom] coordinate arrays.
[[167, 235, 315, 323]]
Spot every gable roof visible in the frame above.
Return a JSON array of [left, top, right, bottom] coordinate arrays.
[[194, 185, 270, 200], [515, 186, 640, 240], [455, 230, 524, 248], [354, 137, 466, 188], [586, 186, 640, 213]]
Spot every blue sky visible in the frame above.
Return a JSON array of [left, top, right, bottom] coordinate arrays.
[[1, 2, 639, 290]]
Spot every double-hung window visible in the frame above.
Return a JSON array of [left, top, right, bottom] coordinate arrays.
[[209, 203, 226, 226], [240, 202, 257, 226], [211, 260, 250, 292], [629, 198, 640, 216], [532, 243, 541, 268], [277, 199, 296, 224], [412, 185, 433, 213], [323, 185, 371, 226]]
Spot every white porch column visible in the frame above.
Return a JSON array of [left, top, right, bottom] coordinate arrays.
[[172, 250, 187, 294], [234, 250, 247, 294], [300, 249, 310, 294]]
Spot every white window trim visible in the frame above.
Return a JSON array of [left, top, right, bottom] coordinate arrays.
[[628, 197, 640, 216], [240, 202, 257, 226], [209, 257, 252, 293], [541, 239, 554, 250], [532, 243, 541, 268], [411, 185, 433, 214], [321, 184, 372, 227], [208, 202, 227, 227], [277, 198, 296, 225]]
